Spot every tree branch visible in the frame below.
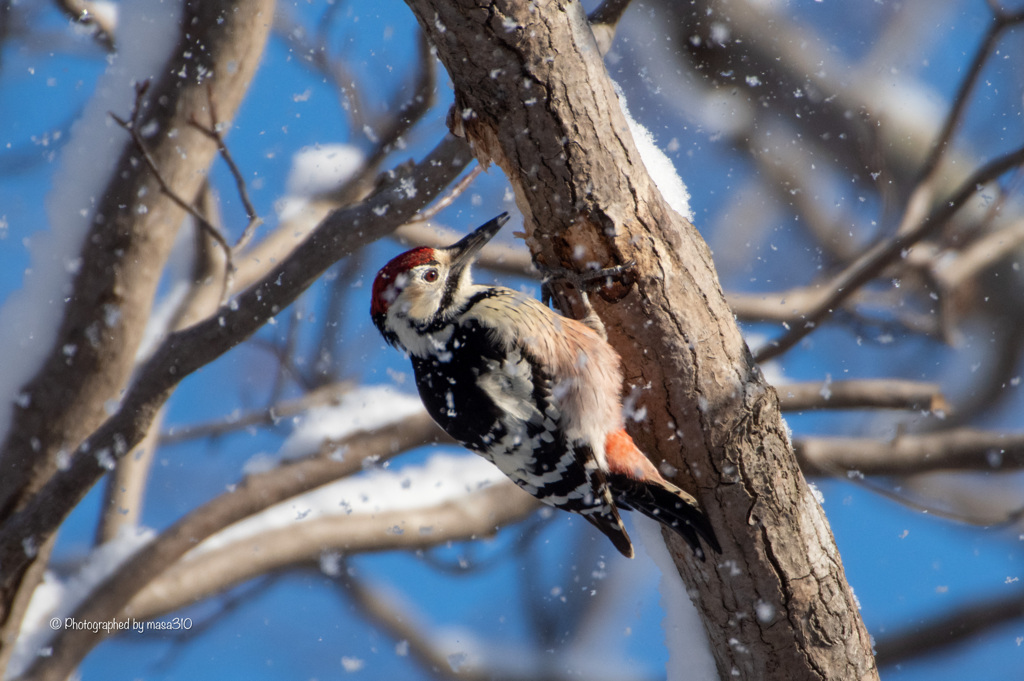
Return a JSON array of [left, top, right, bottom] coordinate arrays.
[[0, 0, 274, 660], [796, 429, 1024, 476], [159, 382, 352, 445], [776, 379, 947, 413], [126, 480, 539, 622]]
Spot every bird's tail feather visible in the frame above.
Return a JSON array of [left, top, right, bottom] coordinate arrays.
[[608, 473, 721, 561], [583, 510, 635, 559]]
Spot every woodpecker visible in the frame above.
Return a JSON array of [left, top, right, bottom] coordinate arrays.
[[370, 213, 720, 560]]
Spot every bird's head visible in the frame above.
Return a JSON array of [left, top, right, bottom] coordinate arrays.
[[371, 212, 509, 348]]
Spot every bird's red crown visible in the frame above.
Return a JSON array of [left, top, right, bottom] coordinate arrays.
[[370, 246, 437, 319]]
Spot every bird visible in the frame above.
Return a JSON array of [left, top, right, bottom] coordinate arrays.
[[370, 212, 720, 559]]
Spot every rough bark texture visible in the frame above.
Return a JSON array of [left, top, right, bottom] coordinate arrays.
[[403, 1, 878, 679]]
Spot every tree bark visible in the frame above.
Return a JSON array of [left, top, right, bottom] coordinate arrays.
[[402, 1, 878, 679]]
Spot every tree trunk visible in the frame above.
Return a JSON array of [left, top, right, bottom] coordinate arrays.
[[402, 1, 878, 678]]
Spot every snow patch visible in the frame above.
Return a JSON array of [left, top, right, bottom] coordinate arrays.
[[285, 144, 365, 197], [277, 144, 364, 222], [276, 385, 424, 462], [612, 81, 693, 222]]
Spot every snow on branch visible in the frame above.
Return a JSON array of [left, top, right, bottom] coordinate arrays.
[[128, 459, 538, 621], [201, 453, 510, 553], [8, 526, 155, 679]]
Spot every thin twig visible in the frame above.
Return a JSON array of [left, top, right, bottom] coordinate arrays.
[[160, 382, 352, 446], [144, 575, 283, 670], [914, 8, 1024, 186], [356, 30, 437, 177], [189, 83, 264, 250], [111, 111, 230, 256], [333, 562, 483, 681], [110, 83, 235, 303], [276, 5, 368, 133]]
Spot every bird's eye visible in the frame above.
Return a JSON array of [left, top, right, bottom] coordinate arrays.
[[423, 268, 440, 283]]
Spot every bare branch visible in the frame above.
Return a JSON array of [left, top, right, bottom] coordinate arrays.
[[110, 91, 232, 265], [777, 379, 948, 413], [228, 29, 439, 297], [933, 218, 1024, 316], [330, 554, 649, 681], [110, 99, 235, 304], [160, 382, 352, 445], [352, 31, 437, 190], [915, 8, 1024, 185], [275, 6, 369, 133], [796, 429, 1024, 476], [0, 536, 53, 674], [188, 87, 263, 251], [95, 409, 160, 545], [165, 185, 233, 334], [412, 164, 483, 222], [0, 0, 274, 655], [98, 183, 238, 545]]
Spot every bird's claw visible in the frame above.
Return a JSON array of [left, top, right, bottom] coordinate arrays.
[[542, 260, 636, 293]]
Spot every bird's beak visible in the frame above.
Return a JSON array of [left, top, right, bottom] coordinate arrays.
[[448, 212, 509, 272]]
